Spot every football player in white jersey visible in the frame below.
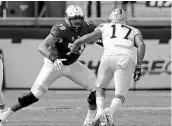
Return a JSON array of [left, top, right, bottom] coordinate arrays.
[[71, 8, 146, 126]]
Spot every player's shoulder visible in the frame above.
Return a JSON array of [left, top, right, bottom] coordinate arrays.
[[126, 24, 142, 34], [51, 22, 67, 37], [126, 24, 140, 31], [52, 22, 67, 31], [82, 20, 96, 32], [84, 20, 96, 26], [96, 23, 110, 30]]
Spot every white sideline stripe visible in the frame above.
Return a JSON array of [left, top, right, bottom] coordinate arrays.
[[135, 94, 171, 96], [24, 106, 171, 111], [121, 107, 171, 110], [54, 92, 171, 97]]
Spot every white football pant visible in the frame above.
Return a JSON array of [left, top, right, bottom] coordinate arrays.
[[31, 58, 97, 98], [96, 54, 135, 97]]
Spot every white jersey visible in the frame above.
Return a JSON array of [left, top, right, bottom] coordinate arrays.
[[96, 22, 142, 65]]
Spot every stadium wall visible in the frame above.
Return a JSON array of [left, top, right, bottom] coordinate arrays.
[[0, 24, 171, 90]]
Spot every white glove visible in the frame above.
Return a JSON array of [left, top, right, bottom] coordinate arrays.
[[53, 59, 67, 70]]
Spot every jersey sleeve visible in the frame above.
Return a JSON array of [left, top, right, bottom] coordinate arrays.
[[50, 24, 61, 38], [134, 28, 143, 37]]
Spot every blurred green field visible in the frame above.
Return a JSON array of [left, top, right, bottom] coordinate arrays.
[[1, 90, 171, 126]]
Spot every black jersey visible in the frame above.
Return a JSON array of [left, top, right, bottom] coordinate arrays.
[[50, 21, 96, 65]]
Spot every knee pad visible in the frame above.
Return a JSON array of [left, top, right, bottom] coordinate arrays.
[[114, 94, 125, 104], [18, 92, 39, 107], [87, 91, 96, 105]]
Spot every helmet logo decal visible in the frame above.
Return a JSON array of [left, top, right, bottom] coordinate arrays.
[[75, 5, 78, 11], [72, 6, 80, 15]]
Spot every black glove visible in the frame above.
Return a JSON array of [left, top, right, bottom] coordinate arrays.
[[133, 64, 142, 81]]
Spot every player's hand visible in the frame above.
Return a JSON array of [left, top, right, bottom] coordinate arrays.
[[70, 43, 79, 52], [67, 43, 80, 56], [133, 64, 142, 81], [53, 59, 67, 70]]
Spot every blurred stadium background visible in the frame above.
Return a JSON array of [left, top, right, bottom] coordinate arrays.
[[0, 1, 171, 90]]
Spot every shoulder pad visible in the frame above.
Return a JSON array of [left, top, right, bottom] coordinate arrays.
[[50, 23, 66, 37], [135, 28, 143, 37], [85, 20, 96, 26], [83, 20, 96, 32]]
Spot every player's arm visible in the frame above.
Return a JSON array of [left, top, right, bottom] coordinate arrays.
[[133, 33, 146, 81], [38, 34, 58, 62], [71, 29, 102, 51], [134, 34, 146, 64], [85, 21, 103, 47], [38, 24, 61, 62]]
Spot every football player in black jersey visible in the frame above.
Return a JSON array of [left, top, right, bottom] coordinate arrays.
[[0, 5, 100, 126]]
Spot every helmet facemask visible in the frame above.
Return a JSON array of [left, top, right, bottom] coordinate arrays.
[[65, 16, 84, 30]]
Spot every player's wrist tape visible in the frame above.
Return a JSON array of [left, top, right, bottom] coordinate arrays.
[[48, 53, 58, 62]]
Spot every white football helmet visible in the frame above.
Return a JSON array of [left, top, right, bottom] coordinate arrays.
[[65, 5, 84, 29], [108, 8, 127, 24]]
